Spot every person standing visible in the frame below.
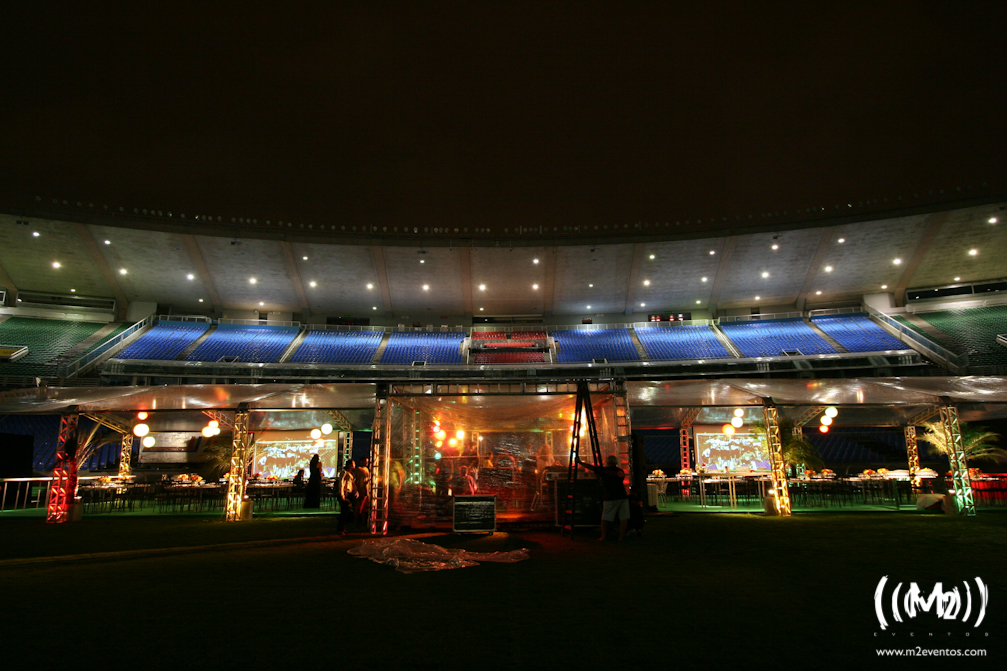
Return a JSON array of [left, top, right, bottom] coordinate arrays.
[[337, 460, 358, 534], [577, 454, 630, 542], [355, 457, 371, 521], [303, 454, 322, 509]]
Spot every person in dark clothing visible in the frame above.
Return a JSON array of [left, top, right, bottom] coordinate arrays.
[[337, 460, 358, 533], [303, 454, 322, 509], [577, 454, 630, 542], [292, 468, 305, 487]]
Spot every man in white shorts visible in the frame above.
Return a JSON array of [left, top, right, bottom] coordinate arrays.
[[577, 454, 630, 542]]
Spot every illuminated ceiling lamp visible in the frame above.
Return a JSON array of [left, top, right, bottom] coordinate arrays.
[[824, 407, 838, 418], [819, 425, 829, 433], [730, 416, 743, 428], [733, 409, 744, 418], [722, 424, 735, 435], [321, 423, 333, 435], [142, 436, 156, 448], [137, 411, 148, 421], [310, 428, 322, 440], [133, 423, 150, 437]]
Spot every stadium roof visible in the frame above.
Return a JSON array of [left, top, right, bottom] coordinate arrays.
[[1, 199, 1004, 319]]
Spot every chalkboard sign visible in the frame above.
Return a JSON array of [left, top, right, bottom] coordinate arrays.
[[453, 495, 497, 533]]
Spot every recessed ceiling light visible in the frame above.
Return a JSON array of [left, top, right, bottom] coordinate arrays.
[[52, 261, 61, 268], [32, 232, 39, 237], [532, 284, 539, 290], [815, 291, 822, 295], [771, 244, 778, 250], [422, 285, 429, 290], [120, 268, 127, 275], [373, 306, 377, 310], [881, 284, 888, 289], [366, 283, 373, 289], [588, 283, 594, 287], [249, 278, 257, 284], [420, 259, 425, 264], [640, 302, 646, 307], [696, 300, 701, 304], [199, 299, 204, 302], [187, 273, 194, 280], [761, 272, 769, 278], [893, 258, 902, 265], [755, 296, 761, 300], [969, 249, 978, 256], [701, 277, 708, 282], [302, 256, 308, 260], [309, 281, 317, 288], [586, 305, 591, 309], [533, 258, 539, 264], [259, 302, 264, 306], [649, 254, 655, 260], [954, 277, 961, 281], [989, 217, 997, 224], [837, 238, 845, 243], [709, 250, 715, 255], [479, 284, 486, 291], [70, 289, 76, 293], [824, 266, 833, 272], [104, 240, 110, 245], [643, 280, 650, 286], [479, 307, 484, 311]]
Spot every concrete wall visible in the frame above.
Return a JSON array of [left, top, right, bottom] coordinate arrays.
[[863, 292, 895, 311], [126, 301, 157, 322]]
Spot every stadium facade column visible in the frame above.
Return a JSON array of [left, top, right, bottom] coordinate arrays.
[[940, 403, 976, 516], [46, 410, 80, 523], [224, 406, 251, 522], [368, 384, 391, 535], [762, 403, 792, 516], [903, 426, 920, 486], [679, 407, 701, 497]]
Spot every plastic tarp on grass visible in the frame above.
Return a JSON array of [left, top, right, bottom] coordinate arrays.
[[349, 537, 530, 573]]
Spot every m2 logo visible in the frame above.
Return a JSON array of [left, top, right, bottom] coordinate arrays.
[[874, 577, 988, 630]]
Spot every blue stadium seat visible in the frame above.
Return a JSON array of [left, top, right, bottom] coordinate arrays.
[[635, 325, 732, 361], [718, 319, 837, 357], [379, 332, 465, 364], [117, 321, 210, 360], [811, 315, 905, 353], [551, 329, 640, 363], [185, 324, 299, 363], [289, 330, 383, 364]]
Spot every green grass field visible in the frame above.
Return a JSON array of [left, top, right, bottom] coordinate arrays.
[[2, 512, 1004, 669]]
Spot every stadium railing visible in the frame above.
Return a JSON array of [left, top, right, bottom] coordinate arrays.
[[56, 314, 156, 379], [864, 304, 969, 371]]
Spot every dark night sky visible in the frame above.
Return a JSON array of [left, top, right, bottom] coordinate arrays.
[[2, 2, 1005, 231]]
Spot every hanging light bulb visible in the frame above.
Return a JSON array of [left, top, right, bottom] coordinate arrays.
[[142, 436, 156, 448], [733, 409, 744, 418], [820, 416, 833, 426], [310, 428, 322, 440], [212, 427, 221, 436], [731, 416, 743, 428], [133, 423, 150, 437], [722, 424, 735, 435], [448, 438, 458, 447], [819, 425, 829, 433], [201, 426, 214, 438], [208, 420, 219, 429], [321, 423, 333, 435], [435, 440, 443, 448], [137, 411, 148, 421], [825, 407, 838, 418], [436, 430, 447, 441], [456, 429, 465, 439]]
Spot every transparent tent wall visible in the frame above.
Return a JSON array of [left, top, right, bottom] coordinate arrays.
[[386, 392, 622, 528]]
